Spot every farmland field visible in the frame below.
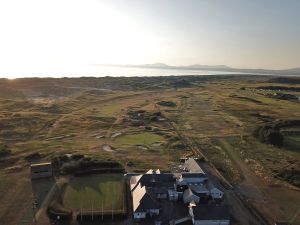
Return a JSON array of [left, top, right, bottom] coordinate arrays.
[[62, 174, 126, 213]]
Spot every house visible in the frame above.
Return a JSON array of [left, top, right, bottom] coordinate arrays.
[[189, 205, 230, 225], [30, 162, 52, 179], [132, 183, 160, 220]]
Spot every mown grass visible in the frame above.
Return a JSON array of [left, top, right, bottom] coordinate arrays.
[[113, 132, 164, 147], [100, 104, 124, 115], [62, 174, 125, 211]]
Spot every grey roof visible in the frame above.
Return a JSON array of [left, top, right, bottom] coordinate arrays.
[[192, 205, 230, 220], [181, 173, 207, 178], [139, 173, 175, 187], [151, 186, 168, 194], [183, 188, 200, 204], [132, 183, 160, 213], [183, 188, 195, 198], [189, 185, 209, 194], [185, 158, 205, 174], [140, 194, 159, 210]]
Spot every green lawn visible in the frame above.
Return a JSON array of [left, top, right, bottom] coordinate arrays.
[[62, 174, 125, 212], [100, 104, 124, 115], [113, 132, 164, 147]]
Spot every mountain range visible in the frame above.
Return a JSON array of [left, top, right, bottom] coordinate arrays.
[[105, 63, 300, 75]]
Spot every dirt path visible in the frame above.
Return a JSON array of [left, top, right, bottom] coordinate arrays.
[[218, 139, 290, 224], [218, 139, 266, 201]]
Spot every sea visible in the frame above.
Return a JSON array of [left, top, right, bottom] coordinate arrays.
[[2, 64, 268, 79]]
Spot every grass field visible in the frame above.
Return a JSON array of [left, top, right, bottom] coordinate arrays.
[[1, 76, 300, 225], [62, 174, 125, 212], [114, 132, 165, 147]]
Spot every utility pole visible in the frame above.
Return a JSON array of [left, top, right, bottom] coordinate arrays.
[[112, 203, 114, 220], [92, 200, 94, 221], [102, 201, 104, 220], [80, 203, 82, 221]]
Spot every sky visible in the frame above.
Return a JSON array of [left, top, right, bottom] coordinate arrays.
[[0, 0, 300, 77]]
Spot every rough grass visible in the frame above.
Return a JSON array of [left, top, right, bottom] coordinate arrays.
[[62, 174, 125, 212], [262, 187, 300, 225], [0, 174, 16, 199], [1, 76, 300, 225]]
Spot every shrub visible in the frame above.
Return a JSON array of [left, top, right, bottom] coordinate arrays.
[[56, 154, 123, 174], [254, 124, 283, 146], [0, 145, 11, 157]]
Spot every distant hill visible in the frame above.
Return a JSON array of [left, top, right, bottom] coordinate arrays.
[[186, 64, 231, 70], [105, 63, 300, 75], [131, 63, 232, 70], [285, 67, 300, 73]]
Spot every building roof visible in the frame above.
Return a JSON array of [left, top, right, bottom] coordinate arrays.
[[146, 169, 154, 174], [185, 158, 205, 174], [183, 188, 195, 198], [139, 194, 159, 210], [181, 173, 207, 178], [139, 173, 175, 187], [151, 186, 168, 194], [132, 184, 146, 212], [183, 188, 200, 203], [132, 183, 160, 212], [189, 185, 209, 194], [192, 205, 230, 221], [30, 162, 52, 167], [130, 174, 143, 191]]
